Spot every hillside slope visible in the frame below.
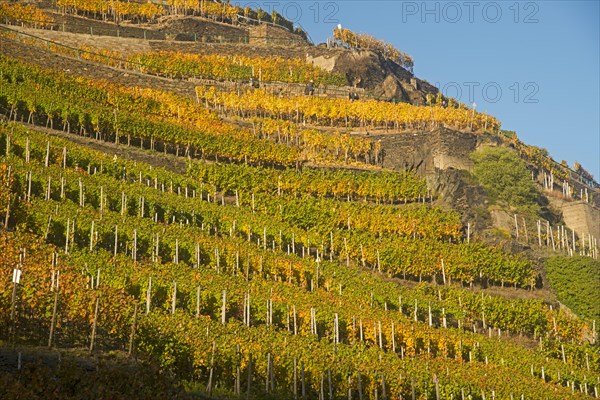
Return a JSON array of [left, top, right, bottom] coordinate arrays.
[[0, 2, 598, 399]]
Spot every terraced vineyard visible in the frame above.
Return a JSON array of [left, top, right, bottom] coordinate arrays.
[[0, 2, 598, 399], [1, 123, 598, 399]]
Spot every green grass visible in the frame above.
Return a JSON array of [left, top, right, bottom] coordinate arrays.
[[545, 256, 600, 321]]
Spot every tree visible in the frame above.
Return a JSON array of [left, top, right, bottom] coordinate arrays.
[[471, 147, 540, 213]]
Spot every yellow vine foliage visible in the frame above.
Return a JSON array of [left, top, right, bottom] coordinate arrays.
[[196, 86, 501, 133], [0, 3, 54, 26], [84, 79, 240, 138], [130, 52, 346, 86], [79, 78, 377, 164], [167, 0, 242, 20], [56, 0, 241, 21], [333, 28, 414, 70], [57, 0, 164, 19]]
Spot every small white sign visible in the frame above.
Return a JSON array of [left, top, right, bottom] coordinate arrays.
[[12, 269, 22, 284]]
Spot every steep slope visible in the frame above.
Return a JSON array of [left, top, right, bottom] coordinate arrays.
[[9, 7, 438, 103], [0, 3, 598, 399]]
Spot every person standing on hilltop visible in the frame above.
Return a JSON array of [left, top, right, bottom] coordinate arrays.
[[304, 80, 314, 95]]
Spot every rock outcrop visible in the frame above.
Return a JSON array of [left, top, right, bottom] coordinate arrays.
[[308, 49, 438, 103]]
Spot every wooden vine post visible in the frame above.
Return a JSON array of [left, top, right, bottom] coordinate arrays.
[[196, 286, 201, 318], [145, 277, 152, 315], [89, 294, 100, 353], [207, 341, 216, 395], [128, 302, 138, 357], [357, 372, 363, 400], [235, 344, 241, 396], [10, 262, 22, 342], [434, 374, 440, 400], [48, 259, 60, 348], [246, 353, 253, 400], [301, 361, 307, 400], [293, 357, 298, 400], [171, 281, 177, 314], [221, 289, 227, 325]]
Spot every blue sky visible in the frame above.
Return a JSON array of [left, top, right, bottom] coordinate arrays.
[[241, 0, 599, 177]]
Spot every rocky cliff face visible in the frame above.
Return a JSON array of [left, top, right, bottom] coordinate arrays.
[[370, 127, 483, 174], [369, 128, 492, 230], [371, 127, 600, 240], [428, 168, 491, 232], [307, 49, 438, 103]]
